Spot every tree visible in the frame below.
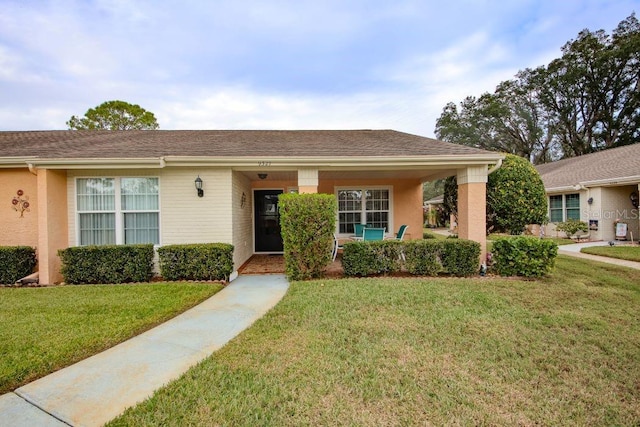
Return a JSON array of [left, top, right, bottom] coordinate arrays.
[[67, 100, 159, 130], [443, 155, 548, 235], [436, 14, 640, 162]]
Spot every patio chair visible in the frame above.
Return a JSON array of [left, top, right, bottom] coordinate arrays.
[[386, 225, 409, 240], [353, 223, 368, 238], [362, 227, 385, 241], [332, 234, 345, 262]]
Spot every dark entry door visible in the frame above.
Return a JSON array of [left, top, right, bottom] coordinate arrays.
[[254, 190, 284, 252]]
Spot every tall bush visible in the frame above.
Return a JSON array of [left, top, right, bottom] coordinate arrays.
[[0, 246, 36, 284], [279, 193, 337, 280], [443, 154, 548, 234]]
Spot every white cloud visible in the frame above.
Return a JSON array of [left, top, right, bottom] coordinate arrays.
[[1, 0, 639, 137]]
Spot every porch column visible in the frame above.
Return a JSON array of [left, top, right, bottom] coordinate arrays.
[[37, 169, 68, 285], [457, 166, 488, 264], [298, 168, 318, 194]]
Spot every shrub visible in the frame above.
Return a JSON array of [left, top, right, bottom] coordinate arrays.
[[491, 237, 558, 278], [157, 243, 233, 281], [443, 154, 548, 234], [440, 239, 480, 276], [59, 244, 154, 284], [279, 193, 337, 280], [343, 238, 480, 277], [556, 219, 588, 237], [0, 246, 36, 284], [342, 240, 403, 276], [403, 240, 442, 276], [422, 232, 437, 239]]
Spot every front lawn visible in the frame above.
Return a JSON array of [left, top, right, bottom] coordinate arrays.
[[111, 256, 640, 426], [581, 244, 640, 262], [0, 282, 222, 394]]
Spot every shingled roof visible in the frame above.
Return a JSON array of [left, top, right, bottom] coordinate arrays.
[[0, 129, 497, 160], [536, 143, 640, 189]]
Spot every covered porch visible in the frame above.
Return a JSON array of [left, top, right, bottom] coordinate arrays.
[[229, 158, 500, 265]]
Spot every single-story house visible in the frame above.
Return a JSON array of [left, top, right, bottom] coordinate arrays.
[[0, 130, 504, 284], [536, 143, 640, 241]]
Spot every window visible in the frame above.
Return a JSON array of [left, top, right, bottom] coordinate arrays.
[[549, 193, 580, 222], [77, 177, 159, 245], [549, 195, 563, 222], [337, 188, 390, 233]]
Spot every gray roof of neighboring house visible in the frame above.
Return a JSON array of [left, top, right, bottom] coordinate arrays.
[[424, 195, 444, 204], [536, 143, 640, 189], [0, 129, 498, 159]]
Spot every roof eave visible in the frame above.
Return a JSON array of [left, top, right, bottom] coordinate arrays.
[[2, 153, 505, 170]]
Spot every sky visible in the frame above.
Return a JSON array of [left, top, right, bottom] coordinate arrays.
[[1, 0, 638, 138]]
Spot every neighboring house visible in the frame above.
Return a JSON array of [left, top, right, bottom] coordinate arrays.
[[0, 130, 503, 284], [536, 143, 640, 241], [423, 195, 444, 227]]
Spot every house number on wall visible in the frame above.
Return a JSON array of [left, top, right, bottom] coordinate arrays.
[[258, 161, 271, 167]]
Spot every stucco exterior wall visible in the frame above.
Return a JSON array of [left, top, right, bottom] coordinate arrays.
[[232, 171, 254, 270], [0, 168, 38, 247], [599, 185, 639, 241], [37, 169, 68, 285], [319, 178, 423, 239], [547, 186, 639, 241]]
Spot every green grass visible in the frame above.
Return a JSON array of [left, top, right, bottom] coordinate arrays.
[[581, 245, 640, 262], [111, 256, 640, 426], [0, 282, 222, 394], [422, 228, 448, 240]]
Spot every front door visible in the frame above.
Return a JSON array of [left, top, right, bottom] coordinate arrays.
[[254, 190, 284, 252]]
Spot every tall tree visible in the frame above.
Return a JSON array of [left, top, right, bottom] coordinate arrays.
[[67, 100, 159, 130], [436, 13, 640, 162]]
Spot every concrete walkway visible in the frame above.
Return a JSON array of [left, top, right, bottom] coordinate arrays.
[[558, 241, 640, 270], [0, 274, 289, 427]]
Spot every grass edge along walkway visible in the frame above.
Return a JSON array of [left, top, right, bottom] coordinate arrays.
[[110, 256, 640, 426], [0, 282, 222, 394]]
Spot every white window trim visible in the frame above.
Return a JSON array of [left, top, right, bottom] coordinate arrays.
[[335, 186, 393, 237], [549, 193, 580, 223], [75, 176, 161, 246]]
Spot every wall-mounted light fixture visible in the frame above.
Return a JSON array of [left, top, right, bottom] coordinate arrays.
[[587, 197, 593, 205], [630, 191, 639, 209], [195, 176, 204, 197], [258, 173, 268, 180]]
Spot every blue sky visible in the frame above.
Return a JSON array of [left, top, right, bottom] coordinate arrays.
[[1, 0, 638, 137]]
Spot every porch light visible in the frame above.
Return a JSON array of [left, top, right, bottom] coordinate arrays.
[[630, 191, 639, 209], [258, 173, 268, 180], [195, 176, 204, 197]]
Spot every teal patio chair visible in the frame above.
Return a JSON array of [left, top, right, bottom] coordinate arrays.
[[362, 227, 385, 241], [353, 223, 368, 238], [385, 225, 409, 240], [395, 225, 409, 240]]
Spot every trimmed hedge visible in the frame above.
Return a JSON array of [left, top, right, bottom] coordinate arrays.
[[404, 240, 442, 276], [157, 243, 234, 281], [343, 238, 481, 277], [491, 237, 558, 278], [0, 246, 36, 284], [440, 239, 481, 277], [59, 244, 154, 284], [342, 240, 403, 276], [279, 193, 337, 281]]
